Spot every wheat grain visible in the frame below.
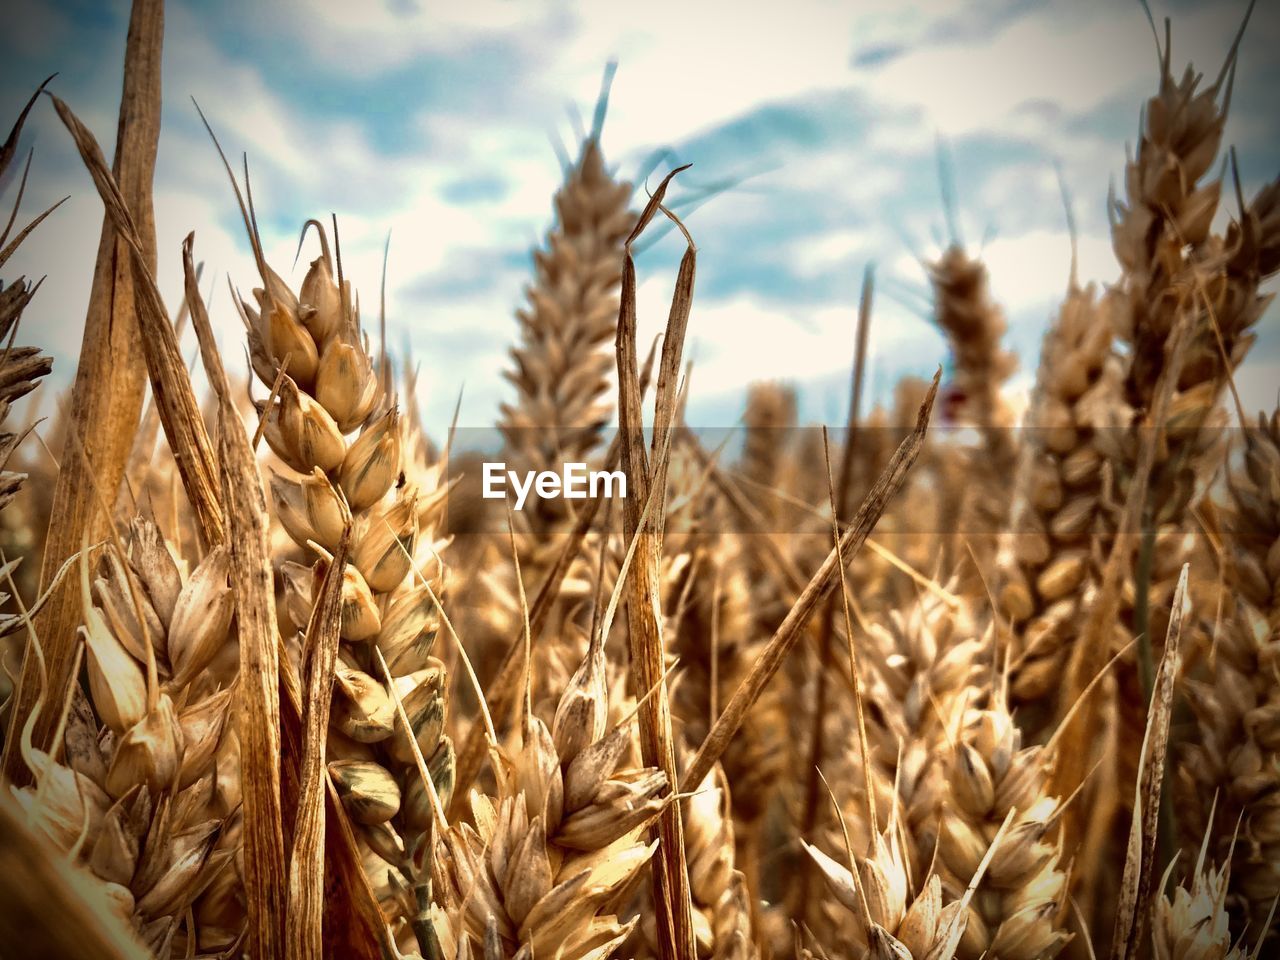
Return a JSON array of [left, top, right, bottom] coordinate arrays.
[[498, 136, 635, 544], [2, 2, 164, 786], [13, 518, 241, 954], [433, 639, 665, 958], [9, 7, 1280, 959], [1151, 855, 1248, 960], [937, 686, 1071, 960], [0, 84, 58, 711], [1178, 409, 1280, 930], [995, 282, 1113, 710], [224, 210, 452, 951], [928, 243, 1018, 584]]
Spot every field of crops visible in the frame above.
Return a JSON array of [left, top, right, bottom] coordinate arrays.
[[0, 2, 1277, 958]]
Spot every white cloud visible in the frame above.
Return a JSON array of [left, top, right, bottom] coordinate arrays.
[[1237, 360, 1280, 416], [251, 0, 561, 77], [977, 227, 1116, 312], [790, 229, 879, 279], [666, 284, 941, 406], [5, 0, 1278, 441], [851, 2, 1262, 140]]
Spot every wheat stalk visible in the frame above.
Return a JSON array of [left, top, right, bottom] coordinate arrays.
[[12, 518, 240, 954], [209, 174, 452, 950], [2, 0, 164, 787], [929, 243, 1018, 583], [937, 686, 1072, 960], [8, 6, 1280, 959], [0, 81, 58, 709], [1151, 859, 1245, 960], [995, 282, 1113, 709], [804, 802, 1016, 960], [471, 118, 636, 718], [1178, 409, 1280, 930], [498, 131, 635, 545], [433, 637, 666, 958], [1055, 28, 1280, 935]]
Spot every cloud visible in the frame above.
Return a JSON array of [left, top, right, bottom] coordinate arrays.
[[973, 229, 1113, 311], [663, 282, 944, 421], [231, 0, 566, 80], [2, 0, 1278, 444]]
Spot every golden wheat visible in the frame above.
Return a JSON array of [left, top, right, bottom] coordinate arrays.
[[5, 9, 1280, 960]]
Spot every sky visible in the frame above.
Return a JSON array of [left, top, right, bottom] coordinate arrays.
[[1, 0, 1278, 441]]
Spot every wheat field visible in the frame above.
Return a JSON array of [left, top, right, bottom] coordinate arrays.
[[0, 2, 1278, 959]]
